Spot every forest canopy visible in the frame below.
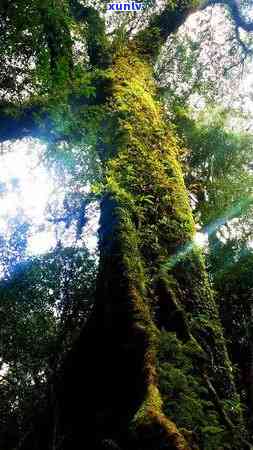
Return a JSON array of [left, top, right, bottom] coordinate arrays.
[[1, 1, 253, 450]]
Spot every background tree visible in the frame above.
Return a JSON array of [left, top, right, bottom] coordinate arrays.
[[0, 246, 96, 449]]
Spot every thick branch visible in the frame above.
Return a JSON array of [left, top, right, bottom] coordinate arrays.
[[69, 0, 112, 68], [134, 1, 198, 59], [40, 1, 74, 79], [136, 0, 253, 60], [0, 104, 40, 142], [201, 0, 253, 32], [0, 103, 55, 143], [225, 0, 253, 32], [200, 0, 253, 55]]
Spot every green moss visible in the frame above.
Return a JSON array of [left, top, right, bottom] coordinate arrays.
[[101, 50, 195, 254], [131, 383, 190, 450], [157, 331, 233, 450], [93, 48, 242, 449], [132, 384, 163, 424]]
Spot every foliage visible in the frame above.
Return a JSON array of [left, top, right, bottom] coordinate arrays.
[[174, 105, 253, 233], [1, 0, 253, 449], [210, 239, 253, 419], [0, 246, 96, 447]]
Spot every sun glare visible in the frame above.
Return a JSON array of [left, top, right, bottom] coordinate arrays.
[[194, 231, 208, 247], [0, 139, 57, 255], [0, 138, 99, 260]]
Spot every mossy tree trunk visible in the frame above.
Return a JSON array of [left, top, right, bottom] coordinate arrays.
[[48, 48, 246, 450], [2, 1, 251, 449]]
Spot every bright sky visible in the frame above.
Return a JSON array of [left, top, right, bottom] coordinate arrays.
[[1, 3, 253, 258], [0, 139, 57, 254], [0, 139, 99, 379], [0, 139, 99, 258]]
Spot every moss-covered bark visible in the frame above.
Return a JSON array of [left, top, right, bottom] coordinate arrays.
[[9, 2, 251, 449], [44, 48, 248, 450]]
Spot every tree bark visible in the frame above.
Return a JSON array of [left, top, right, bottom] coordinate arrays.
[[45, 48, 243, 450], [8, 1, 253, 448]]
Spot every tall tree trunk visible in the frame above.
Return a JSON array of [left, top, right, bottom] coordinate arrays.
[[2, 2, 253, 449], [46, 48, 244, 450]]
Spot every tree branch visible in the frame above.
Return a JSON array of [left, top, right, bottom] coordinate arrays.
[[39, 1, 74, 80], [0, 103, 56, 143], [69, 0, 112, 68], [201, 0, 253, 32], [200, 0, 253, 55], [135, 1, 197, 59], [0, 104, 39, 142], [135, 0, 253, 60]]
